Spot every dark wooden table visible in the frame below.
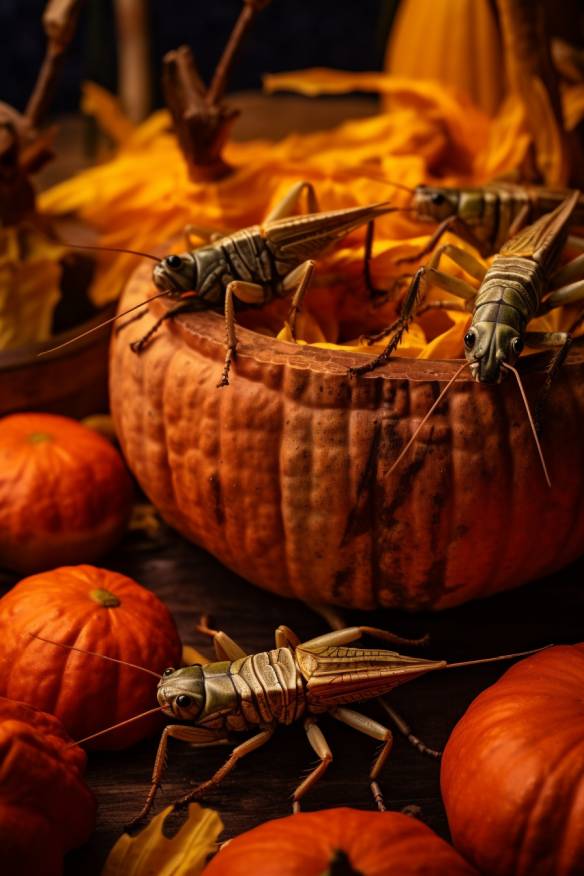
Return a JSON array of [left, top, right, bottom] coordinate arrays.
[[2, 521, 579, 873]]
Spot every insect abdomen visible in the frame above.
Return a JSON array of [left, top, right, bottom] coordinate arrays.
[[229, 648, 306, 728]]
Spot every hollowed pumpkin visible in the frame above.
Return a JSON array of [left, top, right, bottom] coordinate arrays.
[[441, 644, 584, 876], [0, 565, 182, 749], [0, 698, 95, 876], [110, 261, 584, 610]]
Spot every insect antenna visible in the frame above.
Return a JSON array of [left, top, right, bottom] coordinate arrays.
[[65, 705, 167, 749], [27, 632, 162, 678], [445, 645, 551, 670], [386, 360, 469, 477], [501, 362, 552, 488], [37, 290, 172, 357], [63, 241, 161, 262]]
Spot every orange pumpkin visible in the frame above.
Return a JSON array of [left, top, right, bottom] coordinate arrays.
[[0, 412, 134, 574], [441, 644, 584, 876], [110, 261, 584, 610], [202, 808, 479, 875], [0, 565, 182, 749], [0, 698, 95, 876]]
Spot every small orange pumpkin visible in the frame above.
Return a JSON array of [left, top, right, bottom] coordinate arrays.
[[0, 412, 133, 574], [0, 698, 95, 876], [441, 644, 584, 876], [0, 565, 182, 748], [202, 808, 479, 876]]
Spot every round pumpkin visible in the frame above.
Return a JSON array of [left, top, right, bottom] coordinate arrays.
[[203, 808, 478, 875], [0, 412, 134, 574], [109, 261, 584, 610], [441, 644, 584, 876], [0, 565, 182, 749], [0, 698, 95, 876]]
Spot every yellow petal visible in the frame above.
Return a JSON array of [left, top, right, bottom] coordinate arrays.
[[100, 805, 222, 876], [82, 82, 135, 144]]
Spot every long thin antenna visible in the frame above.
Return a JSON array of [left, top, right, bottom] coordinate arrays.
[[27, 632, 162, 679], [37, 290, 171, 357], [387, 361, 469, 477], [67, 705, 167, 749], [502, 362, 552, 488], [445, 646, 550, 670], [63, 241, 160, 262]]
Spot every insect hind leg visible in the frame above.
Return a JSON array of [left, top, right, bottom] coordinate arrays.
[[332, 707, 393, 811], [263, 181, 320, 223], [292, 717, 333, 813]]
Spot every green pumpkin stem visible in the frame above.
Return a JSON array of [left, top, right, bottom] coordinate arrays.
[[320, 849, 363, 876], [90, 588, 121, 608]]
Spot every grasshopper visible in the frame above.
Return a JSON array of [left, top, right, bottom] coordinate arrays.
[[34, 625, 543, 827], [351, 191, 584, 485], [408, 182, 584, 260], [42, 182, 398, 386]]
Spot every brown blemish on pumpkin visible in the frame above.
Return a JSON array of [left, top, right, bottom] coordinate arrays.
[[89, 588, 121, 608], [341, 421, 381, 546], [208, 472, 225, 525], [28, 432, 53, 443]]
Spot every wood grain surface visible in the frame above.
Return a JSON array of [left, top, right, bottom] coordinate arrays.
[[1, 520, 579, 873]]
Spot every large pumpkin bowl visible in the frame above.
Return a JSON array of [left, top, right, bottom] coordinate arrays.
[[110, 260, 584, 611]]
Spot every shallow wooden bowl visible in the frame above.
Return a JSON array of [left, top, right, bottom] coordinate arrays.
[[110, 260, 584, 610]]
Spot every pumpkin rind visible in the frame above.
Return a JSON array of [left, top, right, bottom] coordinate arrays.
[[441, 644, 584, 876], [0, 412, 134, 574], [110, 262, 584, 610], [0, 698, 95, 876], [0, 565, 182, 749], [202, 808, 478, 875]]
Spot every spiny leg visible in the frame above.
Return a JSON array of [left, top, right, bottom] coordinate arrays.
[[196, 615, 248, 660], [130, 301, 195, 353], [349, 244, 480, 377], [174, 726, 275, 809], [292, 718, 332, 813], [281, 259, 316, 338], [299, 625, 428, 651], [377, 699, 441, 759], [217, 279, 266, 388], [363, 220, 391, 299], [127, 725, 230, 828], [263, 180, 320, 223], [397, 215, 489, 264], [332, 707, 393, 810]]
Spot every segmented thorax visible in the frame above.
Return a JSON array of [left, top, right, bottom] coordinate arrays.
[[227, 648, 306, 730], [475, 255, 544, 325], [193, 227, 278, 305]]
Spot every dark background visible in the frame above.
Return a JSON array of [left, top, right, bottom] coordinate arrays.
[[0, 0, 397, 117]]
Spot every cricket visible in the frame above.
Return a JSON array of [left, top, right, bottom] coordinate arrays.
[[30, 624, 543, 828]]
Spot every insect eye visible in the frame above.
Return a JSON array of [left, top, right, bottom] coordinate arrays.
[[176, 694, 193, 709], [167, 255, 182, 269], [162, 667, 175, 677], [511, 337, 524, 355], [464, 331, 476, 350], [431, 192, 446, 206]]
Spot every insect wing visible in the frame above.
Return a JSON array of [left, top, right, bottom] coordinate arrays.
[[296, 644, 445, 707], [262, 202, 394, 262], [500, 189, 580, 262]]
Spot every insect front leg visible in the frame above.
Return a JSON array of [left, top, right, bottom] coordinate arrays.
[[349, 244, 481, 377], [397, 216, 489, 264], [196, 615, 248, 660], [332, 707, 393, 811], [127, 725, 230, 828], [174, 725, 276, 808], [217, 280, 266, 388], [130, 300, 195, 353], [281, 259, 316, 338], [291, 717, 333, 813]]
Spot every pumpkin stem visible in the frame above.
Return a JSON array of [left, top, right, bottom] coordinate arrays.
[[90, 588, 121, 608], [321, 850, 364, 876]]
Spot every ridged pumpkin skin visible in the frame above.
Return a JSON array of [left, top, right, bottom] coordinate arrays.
[[0, 565, 182, 749], [441, 644, 584, 876], [203, 808, 478, 876], [0, 698, 95, 876], [0, 412, 134, 574], [110, 263, 584, 610]]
